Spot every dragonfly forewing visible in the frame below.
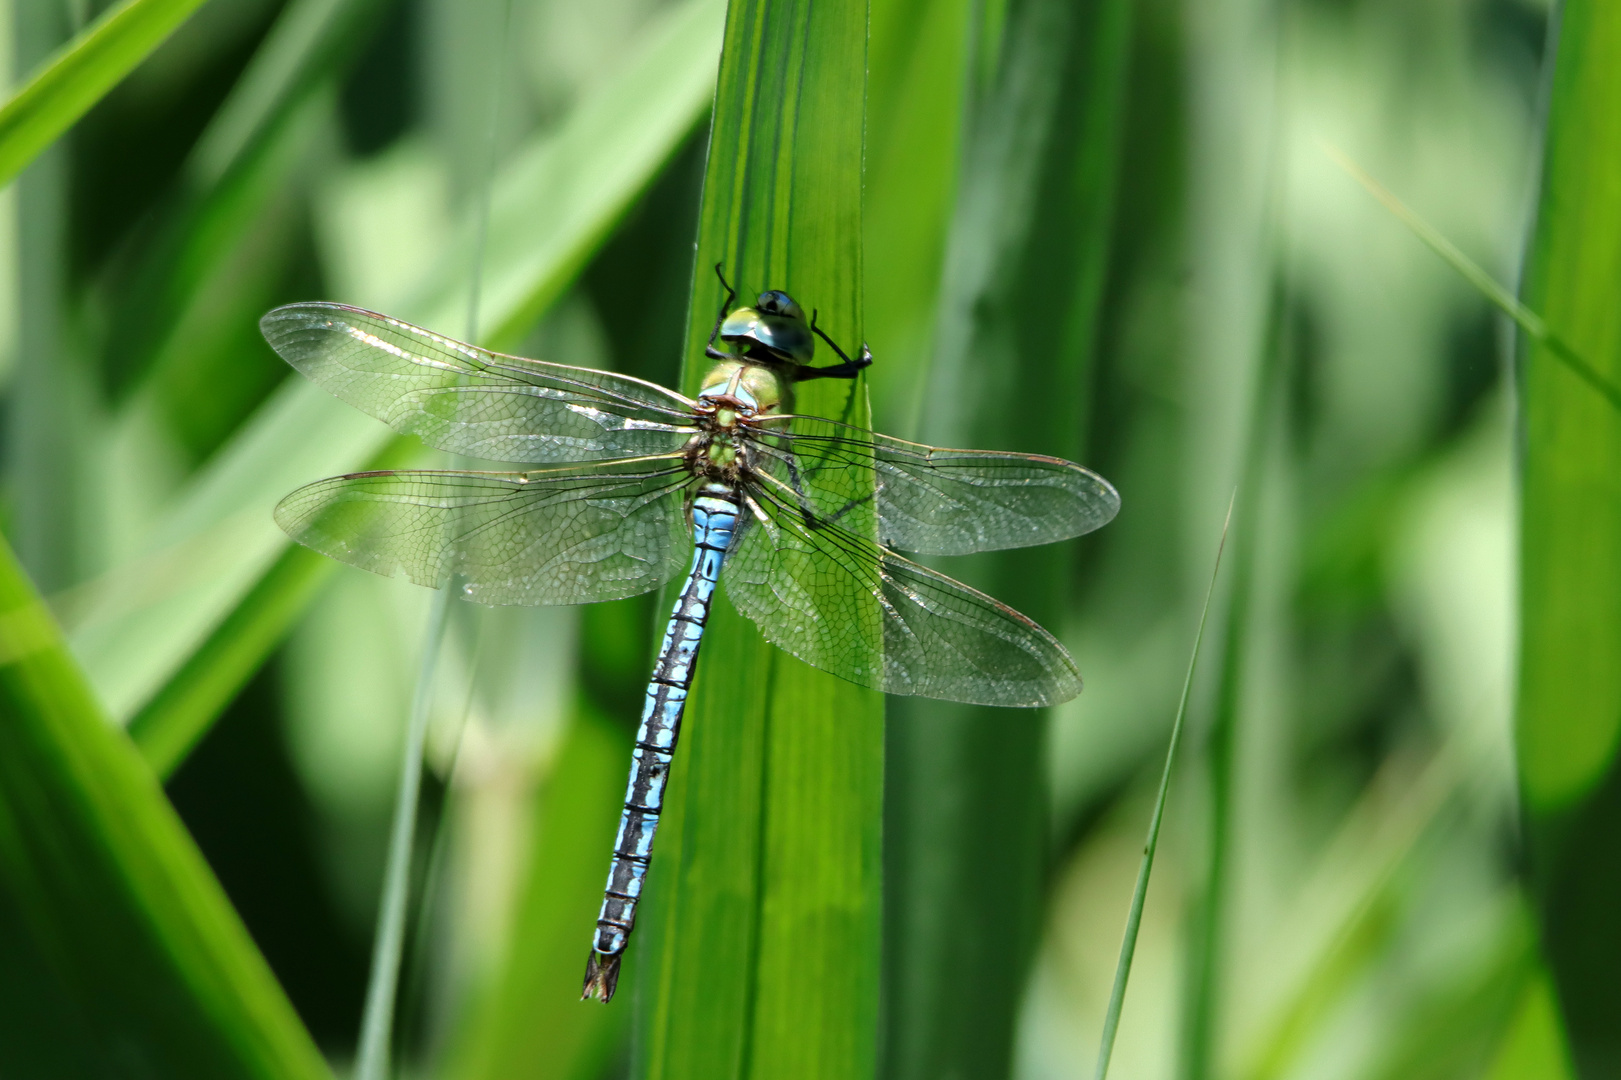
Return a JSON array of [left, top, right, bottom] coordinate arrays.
[[274, 460, 694, 606], [754, 418, 1119, 555], [261, 303, 700, 463]]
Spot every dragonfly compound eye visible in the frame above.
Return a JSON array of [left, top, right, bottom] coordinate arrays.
[[720, 298, 815, 365], [755, 290, 805, 321]]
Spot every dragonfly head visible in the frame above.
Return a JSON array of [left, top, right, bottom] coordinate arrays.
[[720, 290, 815, 365]]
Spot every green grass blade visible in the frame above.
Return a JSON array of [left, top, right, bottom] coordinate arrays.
[[66, 0, 724, 762], [0, 0, 211, 189], [1324, 143, 1621, 414], [0, 535, 328, 1079], [8, 6, 78, 596], [862, 0, 973, 433], [632, 1, 882, 1076], [1182, 290, 1286, 1080], [353, 589, 451, 1080], [126, 545, 335, 775], [878, 0, 1132, 1073], [1232, 743, 1472, 1079], [1484, 965, 1577, 1080], [189, 0, 388, 188], [1093, 499, 1230, 1080], [103, 0, 390, 397], [1514, 1, 1621, 1070]]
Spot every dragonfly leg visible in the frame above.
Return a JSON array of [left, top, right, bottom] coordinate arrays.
[[707, 263, 739, 349], [798, 313, 873, 381]]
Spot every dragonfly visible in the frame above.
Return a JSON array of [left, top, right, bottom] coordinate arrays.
[[263, 266, 1119, 1003]]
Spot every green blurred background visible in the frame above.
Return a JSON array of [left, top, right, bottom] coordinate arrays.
[[0, 0, 1608, 1076]]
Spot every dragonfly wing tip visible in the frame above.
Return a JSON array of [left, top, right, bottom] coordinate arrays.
[[581, 951, 622, 1003]]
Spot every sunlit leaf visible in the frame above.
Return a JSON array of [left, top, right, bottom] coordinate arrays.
[[0, 0, 211, 188]]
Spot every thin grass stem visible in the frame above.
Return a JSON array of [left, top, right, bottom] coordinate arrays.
[[1323, 141, 1621, 413], [355, 587, 452, 1080], [1093, 494, 1235, 1080], [353, 5, 512, 1070]]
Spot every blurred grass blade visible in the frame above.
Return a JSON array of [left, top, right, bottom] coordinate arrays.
[[355, 1, 514, 1065], [190, 0, 389, 187], [1093, 497, 1230, 1080], [354, 590, 451, 1080], [1233, 740, 1475, 1077], [1354, 912, 1533, 1080], [0, 0, 211, 189], [1484, 964, 1577, 1080], [1324, 142, 1621, 414], [67, 0, 726, 770], [1184, 283, 1286, 1080], [127, 546, 335, 774], [862, 0, 973, 431], [122, 435, 419, 774], [444, 697, 632, 1080], [1515, 0, 1621, 1070], [104, 0, 393, 396], [632, 0, 882, 1076], [881, 0, 1132, 1073], [0, 536, 328, 1079]]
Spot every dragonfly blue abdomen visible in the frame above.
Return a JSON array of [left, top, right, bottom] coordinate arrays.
[[583, 480, 741, 1001]]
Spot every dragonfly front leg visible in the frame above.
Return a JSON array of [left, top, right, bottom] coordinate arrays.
[[582, 482, 741, 1003], [796, 317, 873, 381], [705, 262, 740, 356]]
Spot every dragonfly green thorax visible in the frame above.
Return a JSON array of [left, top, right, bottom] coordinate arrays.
[[698, 357, 791, 415]]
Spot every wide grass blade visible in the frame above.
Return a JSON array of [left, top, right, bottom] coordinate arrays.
[[67, 0, 726, 772], [0, 0, 212, 189], [631, 1, 883, 1076], [0, 536, 328, 1079], [1514, 0, 1621, 1070], [879, 0, 1132, 1073], [1093, 499, 1230, 1080]]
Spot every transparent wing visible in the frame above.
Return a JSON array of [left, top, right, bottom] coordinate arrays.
[[262, 302, 699, 463], [275, 459, 694, 606], [750, 417, 1119, 555], [723, 480, 1080, 707]]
